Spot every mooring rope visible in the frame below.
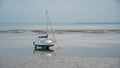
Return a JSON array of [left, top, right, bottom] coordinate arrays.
[[45, 10, 62, 50], [45, 10, 56, 42]]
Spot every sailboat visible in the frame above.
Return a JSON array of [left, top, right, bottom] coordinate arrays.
[[33, 10, 56, 50]]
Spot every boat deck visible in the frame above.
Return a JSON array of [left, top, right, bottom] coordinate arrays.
[[33, 42, 54, 50]]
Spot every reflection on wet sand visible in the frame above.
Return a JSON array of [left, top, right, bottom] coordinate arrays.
[[33, 49, 56, 57]]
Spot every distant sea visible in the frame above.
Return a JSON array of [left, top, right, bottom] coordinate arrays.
[[0, 23, 120, 30]]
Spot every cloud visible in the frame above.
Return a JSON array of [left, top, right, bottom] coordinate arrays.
[[0, 0, 120, 23]]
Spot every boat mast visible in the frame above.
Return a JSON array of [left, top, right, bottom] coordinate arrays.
[[45, 10, 56, 42], [46, 10, 49, 35]]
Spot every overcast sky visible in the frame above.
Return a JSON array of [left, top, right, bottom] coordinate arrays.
[[0, 0, 120, 23]]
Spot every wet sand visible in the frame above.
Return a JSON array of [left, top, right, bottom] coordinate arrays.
[[0, 29, 120, 34], [0, 29, 120, 68], [0, 55, 120, 68]]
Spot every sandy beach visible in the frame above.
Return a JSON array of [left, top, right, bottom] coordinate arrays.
[[0, 28, 120, 68], [0, 56, 120, 68]]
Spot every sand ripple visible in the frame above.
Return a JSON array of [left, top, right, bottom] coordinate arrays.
[[0, 56, 120, 68], [0, 29, 120, 34]]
